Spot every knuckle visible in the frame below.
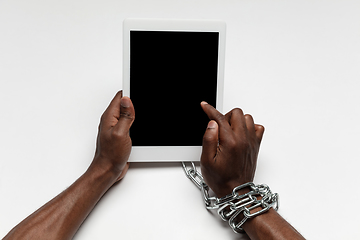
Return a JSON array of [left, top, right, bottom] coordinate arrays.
[[216, 113, 226, 122], [241, 137, 253, 149], [242, 140, 251, 149], [257, 124, 265, 131], [244, 113, 253, 119], [233, 108, 244, 115], [111, 130, 125, 140], [120, 111, 134, 121], [227, 138, 238, 150], [203, 133, 217, 143]]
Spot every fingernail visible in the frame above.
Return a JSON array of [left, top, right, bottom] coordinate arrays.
[[201, 101, 208, 106], [121, 97, 131, 108], [207, 120, 217, 129]]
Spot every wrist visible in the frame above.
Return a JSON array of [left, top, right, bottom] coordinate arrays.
[[214, 183, 253, 198], [87, 158, 122, 185]]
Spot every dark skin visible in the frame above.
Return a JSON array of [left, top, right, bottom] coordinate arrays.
[[200, 102, 305, 240], [3, 91, 134, 240], [200, 102, 262, 197], [4, 92, 305, 240]]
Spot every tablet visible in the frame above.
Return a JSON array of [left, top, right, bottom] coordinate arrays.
[[123, 18, 225, 162]]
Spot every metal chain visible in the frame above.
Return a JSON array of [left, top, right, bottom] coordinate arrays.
[[182, 161, 279, 233]]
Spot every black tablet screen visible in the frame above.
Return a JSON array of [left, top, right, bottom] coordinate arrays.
[[130, 31, 219, 146]]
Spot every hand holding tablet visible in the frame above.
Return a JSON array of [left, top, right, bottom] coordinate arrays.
[[123, 18, 226, 162], [3, 18, 305, 240]]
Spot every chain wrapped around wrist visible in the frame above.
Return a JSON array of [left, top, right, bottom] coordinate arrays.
[[182, 162, 279, 233]]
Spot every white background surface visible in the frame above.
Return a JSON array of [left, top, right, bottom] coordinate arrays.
[[0, 0, 359, 239]]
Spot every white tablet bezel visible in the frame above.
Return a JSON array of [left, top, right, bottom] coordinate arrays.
[[123, 18, 225, 162]]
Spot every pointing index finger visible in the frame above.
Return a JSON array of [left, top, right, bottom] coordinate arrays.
[[201, 101, 225, 123], [200, 101, 232, 137]]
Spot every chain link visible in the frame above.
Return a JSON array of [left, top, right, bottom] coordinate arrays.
[[182, 161, 279, 233], [182, 162, 218, 209]]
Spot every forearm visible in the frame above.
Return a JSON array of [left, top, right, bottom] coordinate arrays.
[[242, 208, 305, 240], [4, 162, 118, 240]]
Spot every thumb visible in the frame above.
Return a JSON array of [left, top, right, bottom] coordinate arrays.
[[113, 96, 135, 135], [201, 120, 219, 164]]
